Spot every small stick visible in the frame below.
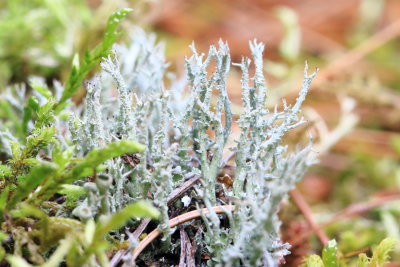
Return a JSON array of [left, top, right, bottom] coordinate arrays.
[[131, 205, 235, 262], [132, 218, 152, 240], [328, 193, 400, 222], [179, 228, 195, 267], [167, 175, 201, 204], [290, 189, 329, 245], [109, 251, 124, 267], [186, 233, 196, 267], [291, 192, 400, 246], [179, 228, 188, 267], [110, 219, 153, 266]]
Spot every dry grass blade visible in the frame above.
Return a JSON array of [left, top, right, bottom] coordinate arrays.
[[313, 18, 400, 87], [290, 189, 329, 245], [291, 192, 400, 246]]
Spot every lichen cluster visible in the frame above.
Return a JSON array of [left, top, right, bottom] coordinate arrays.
[[68, 26, 317, 265], [0, 9, 319, 266]]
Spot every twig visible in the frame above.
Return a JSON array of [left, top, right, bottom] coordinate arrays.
[[291, 192, 400, 246], [179, 228, 195, 267], [179, 228, 188, 267], [110, 221, 153, 267], [131, 205, 235, 263], [109, 251, 124, 267], [290, 189, 329, 245], [110, 218, 153, 266], [132, 218, 152, 240], [326, 192, 400, 223], [167, 175, 201, 204]]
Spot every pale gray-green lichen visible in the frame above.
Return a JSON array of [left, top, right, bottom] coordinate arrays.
[[67, 28, 316, 266]]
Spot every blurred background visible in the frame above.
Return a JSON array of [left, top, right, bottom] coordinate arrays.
[[1, 0, 400, 265]]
